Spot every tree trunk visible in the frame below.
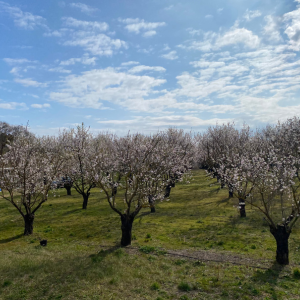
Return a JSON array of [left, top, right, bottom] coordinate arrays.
[[121, 214, 134, 246], [239, 198, 246, 217], [229, 191, 233, 198], [148, 195, 155, 213], [82, 193, 90, 210], [65, 186, 71, 196], [270, 225, 290, 265], [165, 185, 171, 198], [23, 214, 34, 235], [111, 186, 117, 197]]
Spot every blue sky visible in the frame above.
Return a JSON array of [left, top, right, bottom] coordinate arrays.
[[1, 0, 300, 135]]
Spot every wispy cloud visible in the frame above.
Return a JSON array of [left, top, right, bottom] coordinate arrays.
[[14, 78, 47, 87], [263, 15, 282, 42], [128, 65, 166, 73], [119, 18, 166, 36], [121, 61, 139, 66], [48, 17, 127, 56], [31, 103, 50, 108], [60, 55, 97, 66], [0, 1, 47, 30], [49, 67, 166, 110], [69, 3, 98, 14], [179, 27, 260, 51], [48, 67, 71, 73], [283, 6, 300, 50], [0, 99, 27, 109], [243, 9, 262, 21], [161, 50, 178, 60], [3, 58, 37, 64], [62, 17, 108, 31]]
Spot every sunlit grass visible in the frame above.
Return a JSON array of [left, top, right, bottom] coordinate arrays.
[[1, 170, 300, 299]]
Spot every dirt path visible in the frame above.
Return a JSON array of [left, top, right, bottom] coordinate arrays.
[[90, 244, 278, 270]]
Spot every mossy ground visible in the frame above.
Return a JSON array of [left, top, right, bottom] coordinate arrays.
[[1, 170, 300, 299]]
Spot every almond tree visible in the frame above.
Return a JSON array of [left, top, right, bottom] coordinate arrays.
[[224, 135, 300, 265], [63, 124, 95, 209], [197, 123, 252, 211], [91, 132, 188, 246], [157, 129, 195, 206], [215, 125, 256, 217], [0, 132, 66, 235]]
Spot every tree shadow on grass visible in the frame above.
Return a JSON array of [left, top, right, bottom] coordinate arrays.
[[0, 233, 23, 244], [138, 211, 152, 218], [90, 245, 123, 262], [251, 262, 285, 298], [63, 209, 82, 216]]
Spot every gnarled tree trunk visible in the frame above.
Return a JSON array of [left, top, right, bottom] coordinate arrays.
[[121, 214, 134, 246], [82, 192, 90, 210], [165, 185, 172, 198], [65, 185, 72, 196], [148, 195, 155, 213], [111, 186, 117, 197], [228, 183, 233, 198], [270, 225, 290, 265], [23, 213, 34, 235], [238, 198, 246, 217]]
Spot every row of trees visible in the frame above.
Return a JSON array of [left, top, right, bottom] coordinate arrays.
[[1, 117, 300, 264], [197, 118, 300, 265], [0, 125, 194, 246]]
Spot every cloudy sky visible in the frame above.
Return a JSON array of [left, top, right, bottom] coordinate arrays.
[[0, 0, 300, 135]]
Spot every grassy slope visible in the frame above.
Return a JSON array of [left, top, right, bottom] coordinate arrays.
[[0, 170, 300, 300]]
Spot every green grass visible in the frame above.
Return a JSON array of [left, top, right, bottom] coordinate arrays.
[[1, 170, 300, 299]]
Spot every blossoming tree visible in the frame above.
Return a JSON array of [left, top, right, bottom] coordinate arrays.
[[0, 132, 66, 235], [63, 124, 95, 209], [90, 132, 191, 246]]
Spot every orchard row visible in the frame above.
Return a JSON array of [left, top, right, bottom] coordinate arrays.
[[1, 117, 300, 265]]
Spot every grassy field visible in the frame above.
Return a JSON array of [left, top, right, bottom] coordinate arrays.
[[1, 170, 300, 300]]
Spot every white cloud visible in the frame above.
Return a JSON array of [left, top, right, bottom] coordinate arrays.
[[0, 1, 47, 30], [49, 67, 166, 110], [187, 28, 202, 36], [180, 27, 260, 51], [243, 9, 261, 21], [63, 32, 127, 56], [31, 103, 51, 108], [0, 99, 27, 109], [3, 58, 37, 64], [216, 28, 260, 48], [164, 5, 174, 11], [69, 3, 98, 14], [60, 55, 97, 66], [14, 78, 47, 87], [9, 67, 21, 76], [43, 28, 70, 37], [48, 67, 71, 73], [263, 15, 282, 42], [205, 15, 213, 19], [128, 65, 166, 73], [54, 17, 126, 56], [283, 6, 300, 50], [119, 18, 166, 36], [121, 61, 139, 66], [62, 17, 108, 31], [143, 30, 157, 37], [217, 8, 223, 14], [161, 50, 178, 60], [97, 115, 233, 128]]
